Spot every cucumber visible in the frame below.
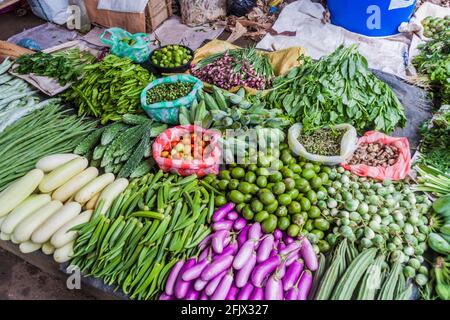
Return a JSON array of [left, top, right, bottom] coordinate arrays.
[[93, 145, 107, 161], [118, 128, 152, 178], [113, 124, 148, 158], [122, 114, 152, 126], [101, 126, 139, 167], [101, 122, 129, 146], [74, 128, 105, 156]]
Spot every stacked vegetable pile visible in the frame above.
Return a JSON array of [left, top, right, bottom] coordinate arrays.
[[422, 15, 450, 39], [191, 47, 274, 90], [161, 204, 318, 300], [146, 82, 194, 104], [313, 240, 414, 300], [74, 114, 167, 178], [0, 154, 127, 262], [14, 49, 96, 85], [65, 55, 155, 123], [267, 45, 406, 133], [209, 143, 334, 253], [70, 172, 214, 300], [0, 102, 96, 191]]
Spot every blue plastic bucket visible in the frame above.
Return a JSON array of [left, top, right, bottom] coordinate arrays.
[[328, 0, 416, 37]]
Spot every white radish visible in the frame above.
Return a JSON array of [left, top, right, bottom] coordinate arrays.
[[36, 154, 80, 172], [42, 242, 55, 255], [10, 234, 19, 244], [0, 169, 44, 217], [74, 173, 115, 204], [39, 157, 88, 193], [53, 241, 74, 263], [96, 178, 129, 215], [85, 192, 100, 210], [31, 202, 81, 244], [0, 216, 5, 229], [52, 167, 99, 202], [19, 241, 42, 253], [13, 200, 63, 243], [1, 194, 51, 234], [51, 210, 92, 248], [0, 232, 10, 241]]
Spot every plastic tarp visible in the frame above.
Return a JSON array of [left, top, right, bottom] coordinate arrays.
[[27, 0, 70, 24], [97, 0, 148, 13]]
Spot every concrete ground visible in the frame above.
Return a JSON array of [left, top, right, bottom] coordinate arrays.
[[0, 10, 94, 300]]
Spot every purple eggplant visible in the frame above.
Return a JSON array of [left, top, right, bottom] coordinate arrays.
[[276, 262, 286, 278], [226, 285, 239, 300], [248, 223, 261, 241], [227, 210, 238, 221], [256, 235, 274, 263], [198, 234, 213, 251], [233, 217, 247, 231], [182, 258, 210, 281], [279, 241, 301, 256], [198, 247, 210, 261], [265, 274, 283, 300], [285, 236, 294, 244], [212, 229, 229, 254], [235, 252, 257, 288], [165, 259, 185, 296], [215, 241, 238, 258], [273, 229, 282, 240], [200, 292, 209, 300], [159, 293, 174, 300], [249, 287, 264, 300], [300, 238, 318, 271], [269, 249, 278, 258], [205, 270, 227, 296], [297, 270, 313, 300], [194, 278, 208, 291], [286, 250, 300, 266], [282, 259, 304, 291], [237, 283, 254, 300], [251, 255, 281, 287], [233, 240, 256, 270], [185, 288, 200, 300], [211, 272, 234, 300], [213, 203, 235, 222], [285, 287, 299, 300], [212, 220, 234, 231], [237, 225, 249, 247], [174, 258, 196, 299], [201, 254, 234, 281], [278, 242, 286, 252]]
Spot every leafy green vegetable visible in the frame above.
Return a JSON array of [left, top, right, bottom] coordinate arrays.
[[267, 45, 406, 134]]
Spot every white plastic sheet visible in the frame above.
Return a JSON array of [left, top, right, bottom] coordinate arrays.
[[27, 0, 70, 24], [97, 0, 148, 14]]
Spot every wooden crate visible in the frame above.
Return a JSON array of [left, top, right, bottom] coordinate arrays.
[[146, 0, 172, 32]]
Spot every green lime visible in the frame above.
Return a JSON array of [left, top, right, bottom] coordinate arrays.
[[235, 203, 245, 213], [306, 190, 317, 203], [249, 184, 259, 194], [218, 180, 229, 191], [311, 177, 323, 189], [272, 182, 286, 195], [277, 216, 290, 231], [269, 171, 283, 183], [305, 219, 314, 231], [280, 152, 293, 164], [256, 167, 270, 177], [275, 206, 288, 217], [231, 167, 245, 179], [317, 240, 330, 252], [251, 199, 264, 212], [257, 156, 271, 168], [245, 172, 256, 183], [265, 200, 279, 214], [278, 194, 292, 206], [228, 179, 239, 190], [271, 159, 283, 171], [280, 167, 294, 178], [242, 205, 254, 220], [255, 210, 269, 223], [292, 213, 305, 226], [229, 190, 245, 204], [295, 178, 309, 192], [287, 224, 300, 237], [308, 206, 321, 219], [238, 182, 253, 194], [288, 201, 301, 214], [321, 166, 332, 174], [311, 229, 324, 239], [301, 168, 316, 180], [313, 165, 321, 173], [248, 164, 258, 172], [287, 189, 299, 200], [299, 197, 311, 211], [313, 218, 330, 231], [319, 172, 329, 184], [256, 176, 268, 188], [219, 170, 231, 180], [284, 178, 295, 191], [262, 215, 278, 233], [303, 163, 314, 169], [244, 193, 253, 203], [289, 163, 302, 173], [214, 195, 227, 207], [259, 190, 276, 205]]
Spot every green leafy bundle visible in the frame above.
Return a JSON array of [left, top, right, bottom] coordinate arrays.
[[267, 45, 406, 134]]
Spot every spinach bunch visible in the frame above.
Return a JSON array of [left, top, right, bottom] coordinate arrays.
[[267, 45, 406, 134]]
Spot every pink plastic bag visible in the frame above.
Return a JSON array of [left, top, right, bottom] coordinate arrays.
[[152, 125, 222, 177], [341, 131, 411, 181]]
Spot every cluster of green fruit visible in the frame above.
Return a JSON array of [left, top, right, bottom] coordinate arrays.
[[205, 143, 336, 253], [151, 45, 193, 68], [422, 15, 450, 39]]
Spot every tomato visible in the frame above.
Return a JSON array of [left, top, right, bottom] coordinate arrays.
[[245, 172, 256, 184], [276, 206, 288, 217], [214, 195, 227, 207], [256, 176, 268, 188], [278, 194, 292, 206], [288, 201, 302, 214], [308, 206, 321, 219], [255, 210, 269, 223], [251, 199, 264, 213], [272, 182, 286, 195], [229, 190, 245, 204], [277, 216, 290, 231], [231, 167, 245, 179], [287, 224, 300, 237], [262, 215, 278, 233]]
